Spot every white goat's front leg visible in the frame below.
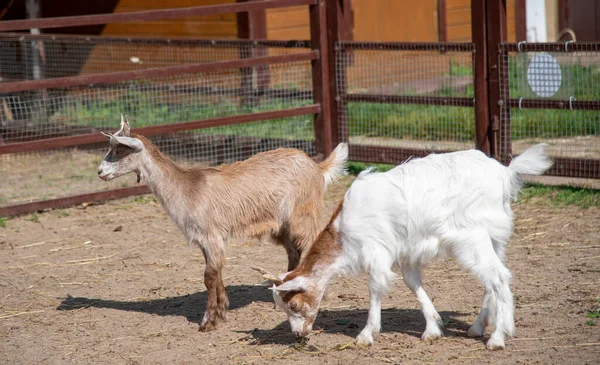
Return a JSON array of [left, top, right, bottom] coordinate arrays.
[[356, 276, 384, 346], [401, 267, 443, 342]]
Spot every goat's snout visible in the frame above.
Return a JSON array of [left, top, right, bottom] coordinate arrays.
[[97, 164, 111, 181]]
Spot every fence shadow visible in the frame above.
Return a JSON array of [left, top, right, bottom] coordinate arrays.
[[236, 308, 473, 346], [57, 284, 273, 323]]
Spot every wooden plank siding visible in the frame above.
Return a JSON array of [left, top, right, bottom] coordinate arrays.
[[266, 6, 310, 40], [446, 0, 518, 42], [76, 0, 240, 74], [352, 0, 438, 42]]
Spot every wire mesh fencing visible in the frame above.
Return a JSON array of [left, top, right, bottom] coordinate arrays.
[[0, 36, 315, 207], [0, 34, 312, 81], [335, 42, 476, 163], [499, 43, 600, 178]]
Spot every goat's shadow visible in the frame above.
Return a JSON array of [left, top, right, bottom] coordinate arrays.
[[57, 284, 273, 323], [58, 289, 481, 346], [239, 308, 474, 346]]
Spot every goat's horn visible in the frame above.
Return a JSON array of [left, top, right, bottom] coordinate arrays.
[[101, 131, 113, 139], [251, 266, 284, 286]]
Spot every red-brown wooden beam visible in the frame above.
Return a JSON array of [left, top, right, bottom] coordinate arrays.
[[343, 94, 474, 107], [0, 186, 151, 217], [0, 104, 321, 155], [0, 33, 312, 48], [437, 0, 447, 42], [515, 0, 527, 41], [506, 98, 600, 110], [349, 145, 452, 165], [0, 51, 318, 93], [309, 0, 336, 156], [338, 42, 473, 52], [0, 0, 317, 31], [471, 0, 491, 155]]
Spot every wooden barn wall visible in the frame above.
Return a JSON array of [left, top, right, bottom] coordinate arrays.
[[76, 0, 239, 75], [446, 0, 518, 42], [352, 0, 438, 42], [102, 0, 238, 39], [266, 1, 438, 42]]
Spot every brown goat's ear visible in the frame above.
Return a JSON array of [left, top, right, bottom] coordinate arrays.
[[251, 266, 283, 286], [271, 277, 308, 293]]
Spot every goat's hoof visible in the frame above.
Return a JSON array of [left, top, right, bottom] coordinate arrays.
[[486, 335, 505, 350], [355, 332, 374, 346], [421, 330, 443, 343], [198, 320, 218, 332], [467, 324, 485, 338]]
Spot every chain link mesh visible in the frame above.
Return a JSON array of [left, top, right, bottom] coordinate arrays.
[[336, 43, 475, 157], [0, 36, 314, 206], [499, 45, 600, 177]]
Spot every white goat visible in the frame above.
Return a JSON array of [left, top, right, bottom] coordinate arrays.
[[97, 115, 348, 331], [262, 144, 552, 350]]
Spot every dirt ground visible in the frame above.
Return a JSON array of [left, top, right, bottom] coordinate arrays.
[[1, 176, 599, 365]]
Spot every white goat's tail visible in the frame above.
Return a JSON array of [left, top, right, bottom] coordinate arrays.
[[507, 143, 553, 199], [508, 143, 553, 176], [319, 142, 349, 187]]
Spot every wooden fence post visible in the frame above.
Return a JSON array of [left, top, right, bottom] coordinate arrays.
[[471, 0, 507, 158], [309, 0, 341, 157]]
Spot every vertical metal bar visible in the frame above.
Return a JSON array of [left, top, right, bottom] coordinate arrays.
[[437, 0, 447, 42], [471, 0, 491, 155], [309, 0, 334, 156], [498, 44, 511, 165], [486, 0, 508, 159]]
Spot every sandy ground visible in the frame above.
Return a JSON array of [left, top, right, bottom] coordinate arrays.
[[1, 176, 599, 365]]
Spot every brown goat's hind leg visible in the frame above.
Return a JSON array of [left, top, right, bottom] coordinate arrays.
[[215, 269, 229, 320]]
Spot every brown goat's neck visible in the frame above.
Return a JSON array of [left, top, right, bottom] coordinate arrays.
[[134, 134, 190, 202], [287, 202, 344, 281]]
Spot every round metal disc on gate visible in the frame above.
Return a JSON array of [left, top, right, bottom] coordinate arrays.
[[526, 53, 562, 98]]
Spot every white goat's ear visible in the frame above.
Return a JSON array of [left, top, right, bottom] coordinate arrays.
[[112, 135, 144, 152], [271, 277, 308, 293], [115, 113, 131, 137]]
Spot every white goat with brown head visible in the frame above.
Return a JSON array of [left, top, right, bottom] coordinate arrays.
[[262, 144, 552, 350], [98, 115, 348, 331]]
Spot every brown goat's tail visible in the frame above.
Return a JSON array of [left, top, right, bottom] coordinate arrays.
[[319, 143, 348, 187]]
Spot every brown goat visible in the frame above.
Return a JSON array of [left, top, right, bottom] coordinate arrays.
[[97, 115, 348, 331]]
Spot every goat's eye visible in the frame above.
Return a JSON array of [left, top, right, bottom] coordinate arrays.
[[116, 146, 127, 155], [289, 301, 298, 310]]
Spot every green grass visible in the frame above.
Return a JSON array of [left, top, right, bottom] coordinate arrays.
[[132, 195, 157, 204], [0, 217, 6, 228], [520, 184, 600, 209], [584, 299, 600, 326], [347, 161, 394, 175], [25, 214, 40, 223], [55, 94, 315, 140], [41, 61, 600, 143]]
